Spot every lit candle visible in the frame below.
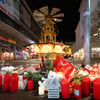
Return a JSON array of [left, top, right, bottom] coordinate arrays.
[[38, 86, 45, 95]]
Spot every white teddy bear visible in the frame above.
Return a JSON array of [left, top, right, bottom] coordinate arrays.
[[38, 71, 61, 90]]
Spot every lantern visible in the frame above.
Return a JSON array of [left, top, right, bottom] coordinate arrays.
[[82, 77, 91, 96], [61, 78, 70, 99], [38, 86, 45, 95]]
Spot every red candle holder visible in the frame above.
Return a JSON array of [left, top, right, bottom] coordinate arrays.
[[0, 74, 2, 87], [74, 84, 81, 99], [27, 80, 33, 90], [90, 70, 96, 76], [12, 73, 18, 91], [82, 77, 91, 96], [61, 78, 70, 99], [3, 73, 11, 91], [10, 77, 17, 92], [93, 78, 100, 100]]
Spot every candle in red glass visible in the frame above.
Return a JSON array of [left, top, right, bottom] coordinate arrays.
[[97, 70, 100, 76], [23, 66, 28, 69], [74, 84, 81, 98], [90, 70, 96, 75], [0, 74, 2, 87], [3, 73, 11, 91], [93, 78, 100, 100], [12, 73, 18, 91], [82, 77, 91, 96], [10, 77, 17, 92], [12, 73, 18, 77], [27, 80, 33, 90], [61, 78, 70, 99]]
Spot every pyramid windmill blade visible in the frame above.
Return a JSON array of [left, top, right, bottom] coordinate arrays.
[[34, 16, 45, 22], [39, 6, 49, 15], [33, 10, 45, 17], [52, 13, 64, 18], [50, 8, 61, 16], [39, 20, 46, 24], [52, 18, 63, 22]]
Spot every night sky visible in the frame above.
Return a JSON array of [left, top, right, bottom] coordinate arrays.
[[26, 0, 82, 43]]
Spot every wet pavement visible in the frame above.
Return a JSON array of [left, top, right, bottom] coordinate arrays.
[[0, 59, 97, 100], [0, 88, 95, 100]]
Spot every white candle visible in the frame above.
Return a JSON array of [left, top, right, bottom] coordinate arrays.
[[38, 86, 45, 95]]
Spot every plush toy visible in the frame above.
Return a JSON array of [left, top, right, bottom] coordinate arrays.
[[38, 71, 61, 91]]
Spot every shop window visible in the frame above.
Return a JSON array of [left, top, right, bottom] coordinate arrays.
[[47, 27, 49, 31], [51, 28, 53, 31], [43, 36, 45, 41]]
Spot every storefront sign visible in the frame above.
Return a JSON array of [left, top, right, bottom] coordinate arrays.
[[0, 35, 16, 44], [0, 36, 8, 41], [8, 39, 16, 44], [0, 0, 20, 23]]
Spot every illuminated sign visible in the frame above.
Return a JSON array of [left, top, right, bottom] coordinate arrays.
[[0, 35, 16, 44], [8, 39, 16, 44], [0, 36, 8, 41]]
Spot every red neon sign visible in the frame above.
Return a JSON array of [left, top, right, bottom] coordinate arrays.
[[0, 36, 8, 41]]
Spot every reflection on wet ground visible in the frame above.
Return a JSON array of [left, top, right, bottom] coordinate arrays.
[[0, 88, 95, 100]]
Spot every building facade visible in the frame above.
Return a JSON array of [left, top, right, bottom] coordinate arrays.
[[73, 0, 100, 59], [0, 0, 41, 60]]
